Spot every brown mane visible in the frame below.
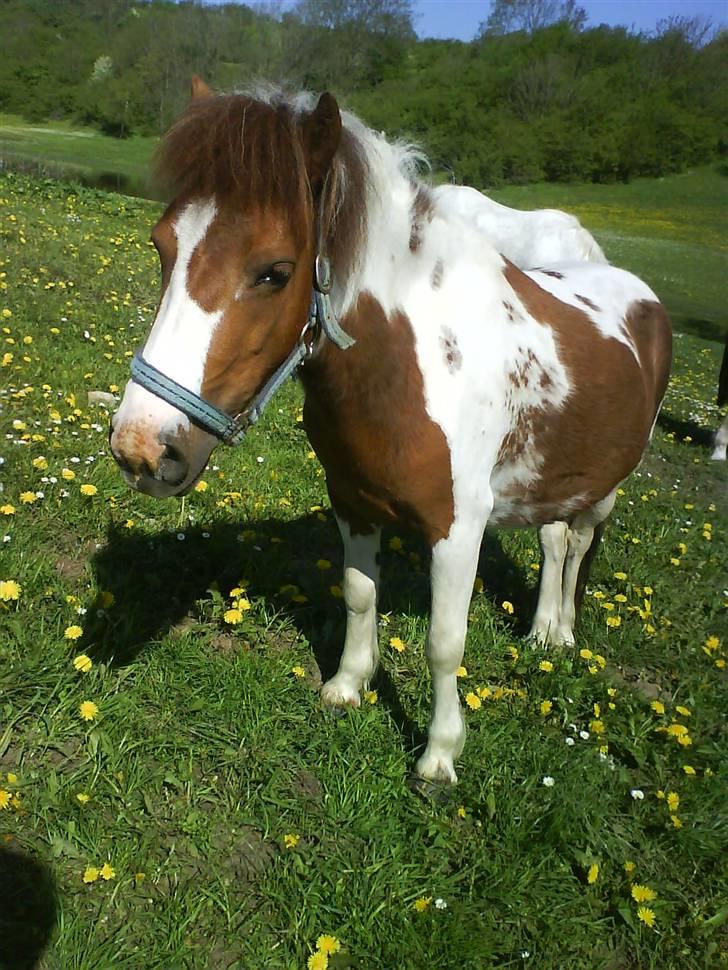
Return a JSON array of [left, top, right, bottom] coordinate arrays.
[[154, 89, 369, 278]]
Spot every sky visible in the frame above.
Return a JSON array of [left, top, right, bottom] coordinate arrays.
[[412, 0, 726, 41]]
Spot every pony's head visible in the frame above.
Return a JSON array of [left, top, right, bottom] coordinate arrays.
[[110, 79, 346, 496]]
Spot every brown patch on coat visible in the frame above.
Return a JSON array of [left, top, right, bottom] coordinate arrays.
[[439, 327, 463, 374], [301, 292, 455, 545], [497, 261, 671, 522], [409, 186, 433, 254], [431, 258, 444, 290], [537, 269, 565, 280], [576, 293, 601, 312]]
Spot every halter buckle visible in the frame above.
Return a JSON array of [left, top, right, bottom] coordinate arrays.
[[314, 254, 332, 294]]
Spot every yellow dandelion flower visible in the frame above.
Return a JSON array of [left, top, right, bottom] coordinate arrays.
[[0, 580, 21, 601], [456, 666, 468, 678], [465, 692, 482, 710], [307, 952, 328, 970], [316, 559, 332, 571], [291, 666, 305, 678], [457, 806, 467, 818], [587, 863, 599, 884], [283, 833, 300, 849], [501, 600, 514, 614], [79, 484, 97, 496], [637, 907, 656, 928], [83, 867, 99, 884], [589, 719, 605, 735], [0, 504, 15, 515], [61, 468, 75, 480], [704, 636, 720, 652], [99, 863, 115, 881], [223, 608, 243, 625], [623, 860, 635, 875], [32, 456, 48, 470], [235, 597, 251, 611], [329, 585, 344, 598], [413, 896, 432, 912], [507, 645, 519, 662], [650, 700, 665, 715], [539, 699, 553, 716], [606, 615, 621, 628], [76, 793, 90, 804], [716, 659, 726, 670], [675, 705, 691, 717], [363, 690, 378, 704], [19, 491, 38, 504], [473, 576, 484, 593], [388, 537, 403, 552], [64, 625, 83, 641], [613, 571, 627, 580], [79, 701, 98, 722], [682, 765, 696, 775], [670, 814, 683, 828], [667, 723, 688, 737], [316, 935, 341, 955], [595, 654, 606, 669], [389, 636, 406, 653], [656, 790, 665, 799], [579, 648, 593, 660], [7, 773, 17, 785], [193, 480, 208, 492], [0, 790, 10, 810], [478, 686, 492, 699], [631, 884, 657, 903], [538, 660, 554, 672], [666, 792, 679, 812], [73, 654, 92, 673]]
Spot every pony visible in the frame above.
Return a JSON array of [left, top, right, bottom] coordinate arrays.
[[110, 80, 672, 785], [711, 335, 728, 460], [431, 184, 608, 268]]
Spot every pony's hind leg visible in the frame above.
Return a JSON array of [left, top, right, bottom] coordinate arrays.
[[320, 516, 381, 708], [416, 514, 487, 784], [529, 522, 568, 645], [711, 413, 728, 460], [555, 491, 616, 645]]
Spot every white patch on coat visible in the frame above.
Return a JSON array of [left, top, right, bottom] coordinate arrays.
[[432, 184, 608, 266], [114, 198, 221, 435]]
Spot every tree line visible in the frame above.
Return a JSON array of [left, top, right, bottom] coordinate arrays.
[[1, 0, 725, 186]]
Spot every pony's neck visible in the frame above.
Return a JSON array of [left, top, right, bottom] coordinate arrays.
[[328, 124, 425, 318]]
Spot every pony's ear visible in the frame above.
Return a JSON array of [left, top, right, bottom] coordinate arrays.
[[190, 75, 213, 101], [301, 92, 342, 190]]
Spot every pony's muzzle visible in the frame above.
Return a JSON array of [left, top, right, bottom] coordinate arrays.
[[109, 416, 190, 495]]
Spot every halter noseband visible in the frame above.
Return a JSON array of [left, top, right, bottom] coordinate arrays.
[[129, 255, 355, 446]]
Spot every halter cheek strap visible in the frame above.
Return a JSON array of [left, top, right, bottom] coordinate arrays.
[[129, 257, 354, 445]]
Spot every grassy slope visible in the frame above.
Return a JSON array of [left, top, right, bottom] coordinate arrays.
[[0, 172, 726, 970], [0, 114, 156, 193]]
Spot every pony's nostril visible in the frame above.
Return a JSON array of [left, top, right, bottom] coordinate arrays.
[[159, 441, 189, 486]]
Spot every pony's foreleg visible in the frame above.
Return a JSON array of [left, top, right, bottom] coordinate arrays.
[[711, 413, 728, 460], [320, 516, 381, 708], [528, 522, 568, 645], [556, 491, 616, 645], [416, 514, 487, 784]]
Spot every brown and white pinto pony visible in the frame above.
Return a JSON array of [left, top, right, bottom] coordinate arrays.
[[110, 82, 672, 784]]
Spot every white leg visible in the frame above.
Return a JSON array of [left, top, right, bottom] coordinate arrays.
[[555, 490, 616, 645], [711, 413, 728, 460], [320, 517, 381, 708], [416, 515, 487, 784], [529, 522, 568, 645]]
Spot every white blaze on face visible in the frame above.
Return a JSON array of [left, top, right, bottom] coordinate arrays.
[[115, 198, 221, 435]]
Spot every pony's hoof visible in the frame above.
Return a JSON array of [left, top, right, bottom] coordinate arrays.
[[320, 678, 361, 712], [406, 774, 453, 804]]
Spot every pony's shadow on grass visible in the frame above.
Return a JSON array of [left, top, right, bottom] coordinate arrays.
[[83, 514, 535, 757], [0, 845, 57, 970], [657, 410, 715, 449]]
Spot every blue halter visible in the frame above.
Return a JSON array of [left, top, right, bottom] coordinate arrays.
[[129, 256, 354, 446]]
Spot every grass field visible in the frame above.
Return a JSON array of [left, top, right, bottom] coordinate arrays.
[[0, 167, 727, 970], [0, 114, 157, 197]]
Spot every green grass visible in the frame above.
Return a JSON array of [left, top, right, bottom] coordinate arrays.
[[0, 113, 157, 196], [0, 170, 727, 970]]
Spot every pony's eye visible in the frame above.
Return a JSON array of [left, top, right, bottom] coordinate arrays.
[[254, 264, 292, 290]]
